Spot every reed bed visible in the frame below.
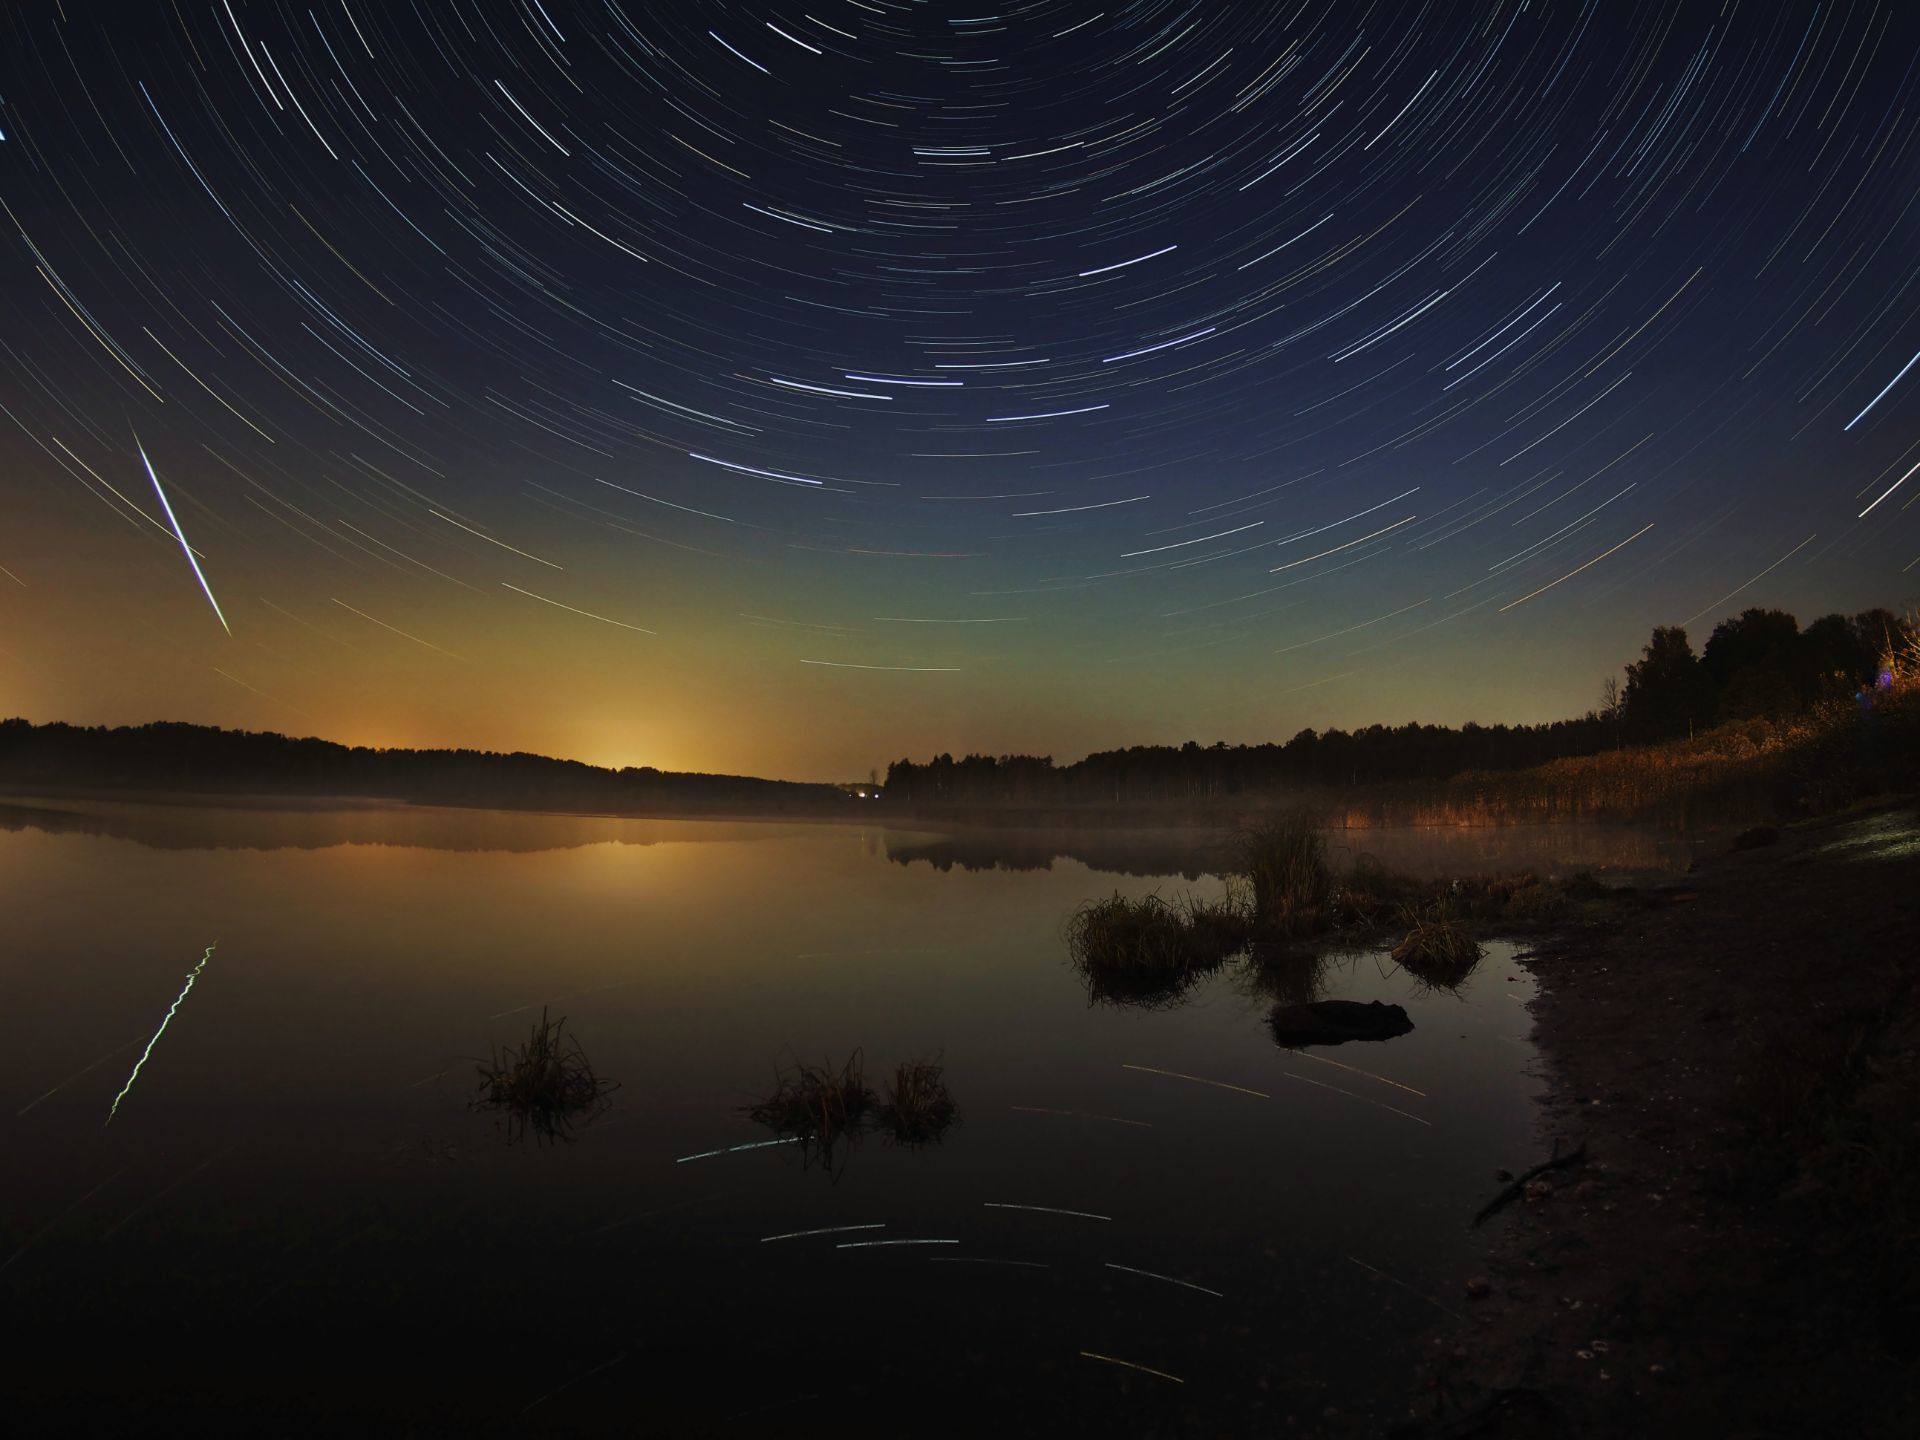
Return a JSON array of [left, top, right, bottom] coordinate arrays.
[[1064, 833, 1623, 1010], [471, 1008, 618, 1144], [1324, 677, 1919, 830], [1326, 865, 1612, 939], [1057, 673, 1920, 1018], [1323, 850, 1418, 933]]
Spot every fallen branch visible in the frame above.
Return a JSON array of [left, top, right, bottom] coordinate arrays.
[[1472, 1137, 1589, 1228]]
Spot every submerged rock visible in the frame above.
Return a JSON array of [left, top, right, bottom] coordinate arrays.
[[1268, 998, 1414, 1046]]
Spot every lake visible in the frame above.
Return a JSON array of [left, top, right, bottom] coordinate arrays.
[[0, 797, 1670, 1434]]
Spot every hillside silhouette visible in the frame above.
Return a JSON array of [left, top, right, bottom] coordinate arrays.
[[0, 719, 855, 817]]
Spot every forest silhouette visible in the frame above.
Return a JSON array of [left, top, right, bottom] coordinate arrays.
[[879, 606, 1911, 808], [1, 605, 1908, 819]]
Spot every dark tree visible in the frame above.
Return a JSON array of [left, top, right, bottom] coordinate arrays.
[[1799, 613, 1878, 701], [1622, 626, 1712, 742], [1598, 676, 1625, 748], [1703, 608, 1803, 721], [1847, 608, 1914, 678]]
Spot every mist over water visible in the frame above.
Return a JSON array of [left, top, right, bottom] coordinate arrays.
[[1, 792, 1721, 874]]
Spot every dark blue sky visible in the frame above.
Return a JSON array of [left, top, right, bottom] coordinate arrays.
[[1, 1, 1916, 778]]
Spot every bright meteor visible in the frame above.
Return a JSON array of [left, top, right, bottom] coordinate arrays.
[[106, 943, 216, 1126], [137, 437, 230, 635]]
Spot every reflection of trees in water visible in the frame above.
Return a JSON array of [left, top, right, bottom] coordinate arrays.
[[884, 828, 1227, 878], [887, 822, 1705, 881], [1240, 944, 1330, 1007], [0, 798, 843, 854], [3, 795, 1709, 880]]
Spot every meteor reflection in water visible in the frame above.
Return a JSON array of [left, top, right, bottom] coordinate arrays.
[[106, 943, 216, 1126]]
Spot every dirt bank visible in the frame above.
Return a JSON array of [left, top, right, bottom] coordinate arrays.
[[1402, 800, 1920, 1439]]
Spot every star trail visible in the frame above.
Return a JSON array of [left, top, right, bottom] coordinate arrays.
[[1, 1, 1916, 777]]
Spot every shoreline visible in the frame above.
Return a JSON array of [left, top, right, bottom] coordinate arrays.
[[1398, 798, 1920, 1438]]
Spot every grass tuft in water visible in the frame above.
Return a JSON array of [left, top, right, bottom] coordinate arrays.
[[1183, 879, 1256, 958], [472, 1008, 618, 1145], [746, 1051, 876, 1154], [1390, 900, 1485, 989], [1066, 890, 1249, 1005], [879, 1055, 959, 1146]]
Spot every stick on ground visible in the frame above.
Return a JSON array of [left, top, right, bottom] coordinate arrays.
[[1472, 1138, 1589, 1228]]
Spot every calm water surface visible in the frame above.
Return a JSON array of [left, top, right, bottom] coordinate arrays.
[[0, 798, 1592, 1435]]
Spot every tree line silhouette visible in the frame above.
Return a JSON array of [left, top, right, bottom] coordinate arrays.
[[1618, 607, 1907, 742], [880, 606, 1914, 810], [0, 718, 855, 815], [2, 606, 1907, 818]]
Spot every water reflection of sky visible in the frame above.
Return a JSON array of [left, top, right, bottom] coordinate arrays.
[[1, 793, 1717, 877], [5, 801, 1551, 1432]]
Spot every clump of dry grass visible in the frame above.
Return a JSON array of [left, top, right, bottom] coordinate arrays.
[[1182, 880, 1256, 957], [1328, 882, 1394, 931], [1068, 891, 1189, 967], [472, 1008, 618, 1144], [1504, 878, 1569, 924], [1066, 889, 1249, 1005], [1390, 900, 1484, 989], [1446, 870, 1622, 932], [879, 1055, 959, 1146], [1316, 850, 1427, 935], [746, 1051, 876, 1153]]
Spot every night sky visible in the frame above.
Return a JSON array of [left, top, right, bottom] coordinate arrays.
[[2, 1, 1916, 781]]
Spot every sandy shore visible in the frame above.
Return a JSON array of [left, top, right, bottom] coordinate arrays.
[[1398, 800, 1920, 1438]]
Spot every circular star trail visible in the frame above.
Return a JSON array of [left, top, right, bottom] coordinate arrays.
[[1, 1, 1916, 776]]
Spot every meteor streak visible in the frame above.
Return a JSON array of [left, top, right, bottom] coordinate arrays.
[[107, 943, 216, 1126], [137, 439, 229, 634]]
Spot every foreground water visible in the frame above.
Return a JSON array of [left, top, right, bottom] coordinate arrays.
[[0, 797, 1602, 1434]]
